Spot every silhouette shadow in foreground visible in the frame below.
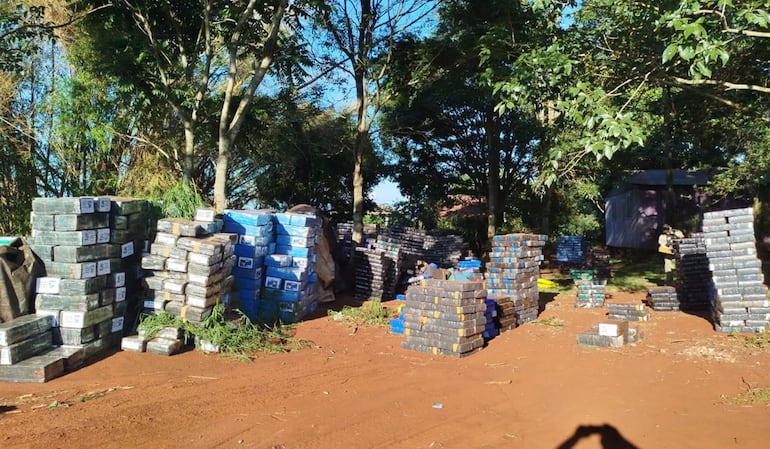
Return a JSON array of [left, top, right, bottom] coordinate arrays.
[[556, 424, 639, 449]]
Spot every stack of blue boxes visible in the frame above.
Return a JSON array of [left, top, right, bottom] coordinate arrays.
[[556, 236, 590, 265], [482, 298, 499, 340], [263, 212, 320, 323], [223, 209, 274, 321]]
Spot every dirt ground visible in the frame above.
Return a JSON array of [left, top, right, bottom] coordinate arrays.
[[2, 288, 770, 449]]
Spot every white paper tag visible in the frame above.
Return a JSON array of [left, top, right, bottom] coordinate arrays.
[[111, 317, 124, 333], [36, 277, 61, 294], [97, 259, 111, 276], [82, 230, 97, 246], [113, 272, 126, 287], [97, 228, 111, 244], [121, 241, 134, 258], [82, 262, 98, 279], [79, 197, 95, 214], [96, 197, 111, 212]]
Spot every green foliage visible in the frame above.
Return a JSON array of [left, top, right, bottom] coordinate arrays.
[[328, 299, 393, 328], [185, 305, 309, 359], [157, 178, 205, 220], [241, 94, 373, 213], [0, 3, 51, 74], [732, 329, 770, 351], [138, 305, 309, 361], [659, 1, 770, 80], [136, 311, 183, 339]]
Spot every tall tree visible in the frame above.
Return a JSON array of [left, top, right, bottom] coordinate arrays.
[[313, 0, 437, 244], [381, 17, 542, 239], [74, 0, 313, 212], [0, 2, 52, 234]]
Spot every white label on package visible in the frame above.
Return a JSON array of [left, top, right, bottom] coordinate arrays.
[[238, 257, 254, 269], [97, 228, 111, 244], [97, 259, 112, 276], [96, 197, 111, 212], [113, 272, 126, 287], [195, 208, 216, 222], [284, 281, 302, 292], [239, 235, 256, 246], [79, 197, 95, 214], [82, 230, 97, 246], [36, 277, 61, 294], [598, 323, 621, 337], [82, 262, 98, 278], [265, 277, 282, 289], [116, 287, 127, 302], [143, 300, 155, 309], [111, 317, 124, 333], [60, 311, 85, 328], [121, 241, 134, 258]]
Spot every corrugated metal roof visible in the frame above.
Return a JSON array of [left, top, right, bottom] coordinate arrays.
[[625, 169, 709, 186]]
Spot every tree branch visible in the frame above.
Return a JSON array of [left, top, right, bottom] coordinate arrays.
[[672, 76, 770, 94]]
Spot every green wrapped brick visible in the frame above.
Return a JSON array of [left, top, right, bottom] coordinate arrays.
[[53, 243, 115, 263], [32, 197, 94, 214], [157, 218, 210, 237], [0, 331, 53, 365], [53, 213, 109, 231], [108, 196, 148, 215], [59, 305, 113, 328], [146, 337, 183, 356], [29, 244, 54, 262], [164, 301, 211, 322], [176, 236, 225, 256], [150, 243, 188, 260], [0, 350, 65, 383], [30, 212, 55, 231], [32, 230, 97, 246], [44, 261, 98, 279], [59, 276, 108, 295], [0, 315, 54, 346], [58, 325, 97, 345], [35, 293, 100, 312]]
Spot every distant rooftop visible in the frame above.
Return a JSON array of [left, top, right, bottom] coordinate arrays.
[[624, 169, 709, 186]]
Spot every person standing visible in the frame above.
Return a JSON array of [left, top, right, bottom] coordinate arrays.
[[658, 224, 684, 286]]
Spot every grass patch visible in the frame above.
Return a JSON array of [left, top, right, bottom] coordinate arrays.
[[138, 305, 310, 361], [328, 298, 393, 328], [533, 317, 566, 327], [722, 378, 770, 406], [729, 330, 770, 350], [606, 254, 663, 293]]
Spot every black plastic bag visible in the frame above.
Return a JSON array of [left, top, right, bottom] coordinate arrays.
[[0, 237, 45, 322]]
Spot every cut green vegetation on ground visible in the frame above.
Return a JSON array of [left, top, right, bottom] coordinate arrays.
[[138, 306, 309, 361], [328, 299, 393, 328]]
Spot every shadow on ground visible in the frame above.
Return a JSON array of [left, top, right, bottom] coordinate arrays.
[[556, 423, 639, 449]]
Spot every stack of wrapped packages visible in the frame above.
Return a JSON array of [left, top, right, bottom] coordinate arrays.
[[262, 212, 321, 323], [486, 233, 547, 329], [128, 211, 235, 354], [401, 279, 486, 357], [223, 209, 275, 321]]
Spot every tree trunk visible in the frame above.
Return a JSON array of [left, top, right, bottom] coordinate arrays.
[[183, 122, 195, 182], [486, 116, 500, 239], [541, 185, 552, 236], [213, 135, 230, 213], [352, 130, 366, 245]]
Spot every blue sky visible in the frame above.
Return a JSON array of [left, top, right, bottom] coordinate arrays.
[[371, 179, 405, 205]]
